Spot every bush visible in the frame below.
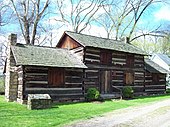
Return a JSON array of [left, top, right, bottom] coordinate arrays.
[[122, 86, 134, 99], [86, 88, 100, 101]]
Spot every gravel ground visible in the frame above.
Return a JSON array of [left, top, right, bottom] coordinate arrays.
[[65, 99, 170, 127]]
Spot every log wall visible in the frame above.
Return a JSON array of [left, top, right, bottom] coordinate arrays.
[[23, 66, 84, 102], [84, 47, 100, 64], [65, 68, 83, 88], [83, 47, 145, 94], [145, 72, 166, 94], [83, 47, 100, 91], [24, 66, 48, 88], [84, 69, 100, 92]]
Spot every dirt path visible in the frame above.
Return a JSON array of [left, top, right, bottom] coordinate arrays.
[[65, 99, 170, 127]]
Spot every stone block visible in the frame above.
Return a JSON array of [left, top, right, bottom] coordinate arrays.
[[27, 94, 52, 110]]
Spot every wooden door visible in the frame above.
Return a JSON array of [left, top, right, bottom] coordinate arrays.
[[101, 70, 111, 94]]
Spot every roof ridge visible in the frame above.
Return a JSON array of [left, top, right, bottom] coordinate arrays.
[[65, 31, 123, 42], [15, 43, 69, 50]]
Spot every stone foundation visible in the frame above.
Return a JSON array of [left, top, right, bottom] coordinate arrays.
[[27, 94, 52, 110]]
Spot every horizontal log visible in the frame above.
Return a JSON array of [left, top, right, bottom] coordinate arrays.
[[112, 62, 126, 65], [85, 58, 100, 62], [84, 81, 98, 85], [145, 89, 165, 92], [145, 80, 152, 82], [145, 86, 165, 89], [25, 68, 48, 73], [25, 73, 48, 76], [85, 69, 99, 73], [85, 55, 100, 60], [25, 76, 48, 81], [135, 72, 144, 75], [25, 89, 83, 95], [86, 47, 100, 53], [86, 72, 99, 77], [25, 80, 48, 84], [159, 79, 166, 81], [112, 58, 126, 62], [112, 76, 124, 80], [112, 80, 124, 83], [134, 80, 144, 83], [25, 87, 82, 90], [85, 52, 100, 57], [112, 53, 126, 57], [65, 76, 82, 78], [65, 82, 82, 85]]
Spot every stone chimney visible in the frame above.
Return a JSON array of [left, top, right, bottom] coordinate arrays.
[[8, 34, 17, 46], [5, 33, 18, 102]]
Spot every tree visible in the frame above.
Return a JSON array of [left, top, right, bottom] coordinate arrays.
[[97, 0, 167, 42], [158, 33, 170, 55], [0, 1, 13, 30], [55, 0, 104, 33], [10, 0, 50, 45], [0, 1, 14, 67]]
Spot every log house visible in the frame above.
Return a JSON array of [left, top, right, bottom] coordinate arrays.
[[57, 31, 148, 96], [4, 34, 87, 103], [4, 32, 168, 104]]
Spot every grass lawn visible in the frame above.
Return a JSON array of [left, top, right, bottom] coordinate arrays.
[[0, 94, 170, 127]]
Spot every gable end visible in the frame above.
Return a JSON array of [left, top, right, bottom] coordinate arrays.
[[57, 32, 84, 49]]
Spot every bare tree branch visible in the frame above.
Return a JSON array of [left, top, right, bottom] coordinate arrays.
[[10, 0, 49, 45]]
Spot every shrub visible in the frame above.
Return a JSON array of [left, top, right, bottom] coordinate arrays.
[[86, 88, 100, 101], [122, 86, 134, 99]]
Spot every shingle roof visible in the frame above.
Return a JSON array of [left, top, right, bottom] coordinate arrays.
[[156, 54, 170, 65], [145, 59, 169, 74], [65, 31, 147, 55], [11, 44, 87, 68]]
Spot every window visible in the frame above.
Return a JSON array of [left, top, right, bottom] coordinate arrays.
[[48, 68, 64, 87], [126, 54, 134, 67], [100, 50, 112, 64], [125, 72, 134, 85]]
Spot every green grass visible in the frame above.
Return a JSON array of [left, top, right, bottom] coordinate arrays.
[[0, 94, 170, 127]]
